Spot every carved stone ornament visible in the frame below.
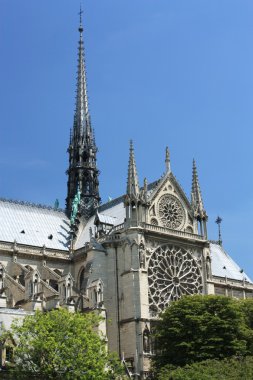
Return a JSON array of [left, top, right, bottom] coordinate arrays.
[[157, 194, 185, 230], [148, 245, 202, 311], [150, 218, 158, 226]]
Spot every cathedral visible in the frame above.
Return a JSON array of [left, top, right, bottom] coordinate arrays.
[[0, 13, 252, 379]]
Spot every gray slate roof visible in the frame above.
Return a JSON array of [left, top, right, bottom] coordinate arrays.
[[1, 199, 251, 285], [0, 199, 70, 251], [95, 212, 116, 226], [210, 243, 252, 282], [75, 198, 125, 249]]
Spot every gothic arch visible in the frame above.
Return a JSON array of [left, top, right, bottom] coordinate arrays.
[[78, 267, 85, 290]]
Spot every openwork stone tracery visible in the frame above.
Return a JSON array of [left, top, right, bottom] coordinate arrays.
[[157, 194, 185, 230], [148, 245, 202, 312]]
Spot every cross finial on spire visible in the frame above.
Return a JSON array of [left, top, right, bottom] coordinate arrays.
[[215, 216, 223, 246], [79, 5, 84, 32], [74, 6, 90, 137]]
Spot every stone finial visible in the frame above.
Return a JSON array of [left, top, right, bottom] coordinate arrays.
[[165, 146, 171, 173]]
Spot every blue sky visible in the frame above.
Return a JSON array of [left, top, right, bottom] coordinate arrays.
[[1, 1, 253, 277]]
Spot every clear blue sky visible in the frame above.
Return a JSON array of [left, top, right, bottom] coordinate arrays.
[[1, 1, 253, 277]]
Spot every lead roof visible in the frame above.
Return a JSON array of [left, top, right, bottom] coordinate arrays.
[[0, 198, 251, 284], [0, 198, 70, 251]]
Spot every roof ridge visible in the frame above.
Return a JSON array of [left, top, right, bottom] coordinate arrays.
[[98, 180, 160, 212], [99, 195, 125, 211], [0, 197, 66, 213]]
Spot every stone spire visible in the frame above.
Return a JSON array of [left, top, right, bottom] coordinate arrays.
[[191, 159, 208, 238], [66, 9, 100, 218], [73, 7, 92, 144], [126, 140, 140, 197], [191, 159, 205, 218]]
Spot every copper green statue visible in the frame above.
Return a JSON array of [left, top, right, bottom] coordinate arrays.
[[70, 187, 81, 225]]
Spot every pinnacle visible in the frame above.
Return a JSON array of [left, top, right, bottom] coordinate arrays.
[[191, 159, 206, 218], [127, 140, 140, 197], [165, 146, 171, 173]]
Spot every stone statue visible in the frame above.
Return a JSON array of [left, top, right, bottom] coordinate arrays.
[[139, 244, 145, 269], [206, 256, 212, 279], [143, 327, 150, 353]]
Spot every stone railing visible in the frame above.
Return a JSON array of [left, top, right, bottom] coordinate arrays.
[[140, 222, 205, 241], [0, 241, 70, 260], [99, 234, 122, 244], [109, 223, 125, 234], [108, 222, 204, 241], [212, 276, 253, 289]]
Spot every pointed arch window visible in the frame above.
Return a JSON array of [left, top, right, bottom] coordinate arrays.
[[79, 268, 85, 291]]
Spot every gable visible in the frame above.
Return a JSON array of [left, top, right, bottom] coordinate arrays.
[[147, 172, 195, 233]]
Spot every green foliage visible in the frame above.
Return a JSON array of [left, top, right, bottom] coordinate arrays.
[[9, 308, 124, 379], [240, 298, 253, 352], [157, 356, 253, 380], [153, 295, 252, 369]]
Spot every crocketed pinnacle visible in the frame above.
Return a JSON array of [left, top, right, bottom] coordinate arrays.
[[72, 9, 93, 145], [127, 140, 140, 197], [191, 159, 205, 218]]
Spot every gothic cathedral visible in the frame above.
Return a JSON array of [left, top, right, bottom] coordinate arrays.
[[0, 13, 252, 379]]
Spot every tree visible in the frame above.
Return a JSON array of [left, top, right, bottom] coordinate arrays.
[[240, 298, 253, 353], [153, 295, 251, 369], [8, 308, 124, 380], [157, 356, 253, 380]]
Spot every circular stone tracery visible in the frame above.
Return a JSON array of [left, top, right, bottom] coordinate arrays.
[[158, 194, 185, 229], [148, 245, 202, 311]]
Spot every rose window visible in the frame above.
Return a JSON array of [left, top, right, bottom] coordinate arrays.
[[158, 194, 185, 229], [148, 245, 202, 312]]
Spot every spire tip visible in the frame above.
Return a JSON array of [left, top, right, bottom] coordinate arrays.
[[78, 4, 84, 32], [215, 216, 223, 245]]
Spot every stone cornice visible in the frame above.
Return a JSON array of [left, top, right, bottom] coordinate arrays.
[[0, 241, 70, 261], [210, 276, 253, 290]]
